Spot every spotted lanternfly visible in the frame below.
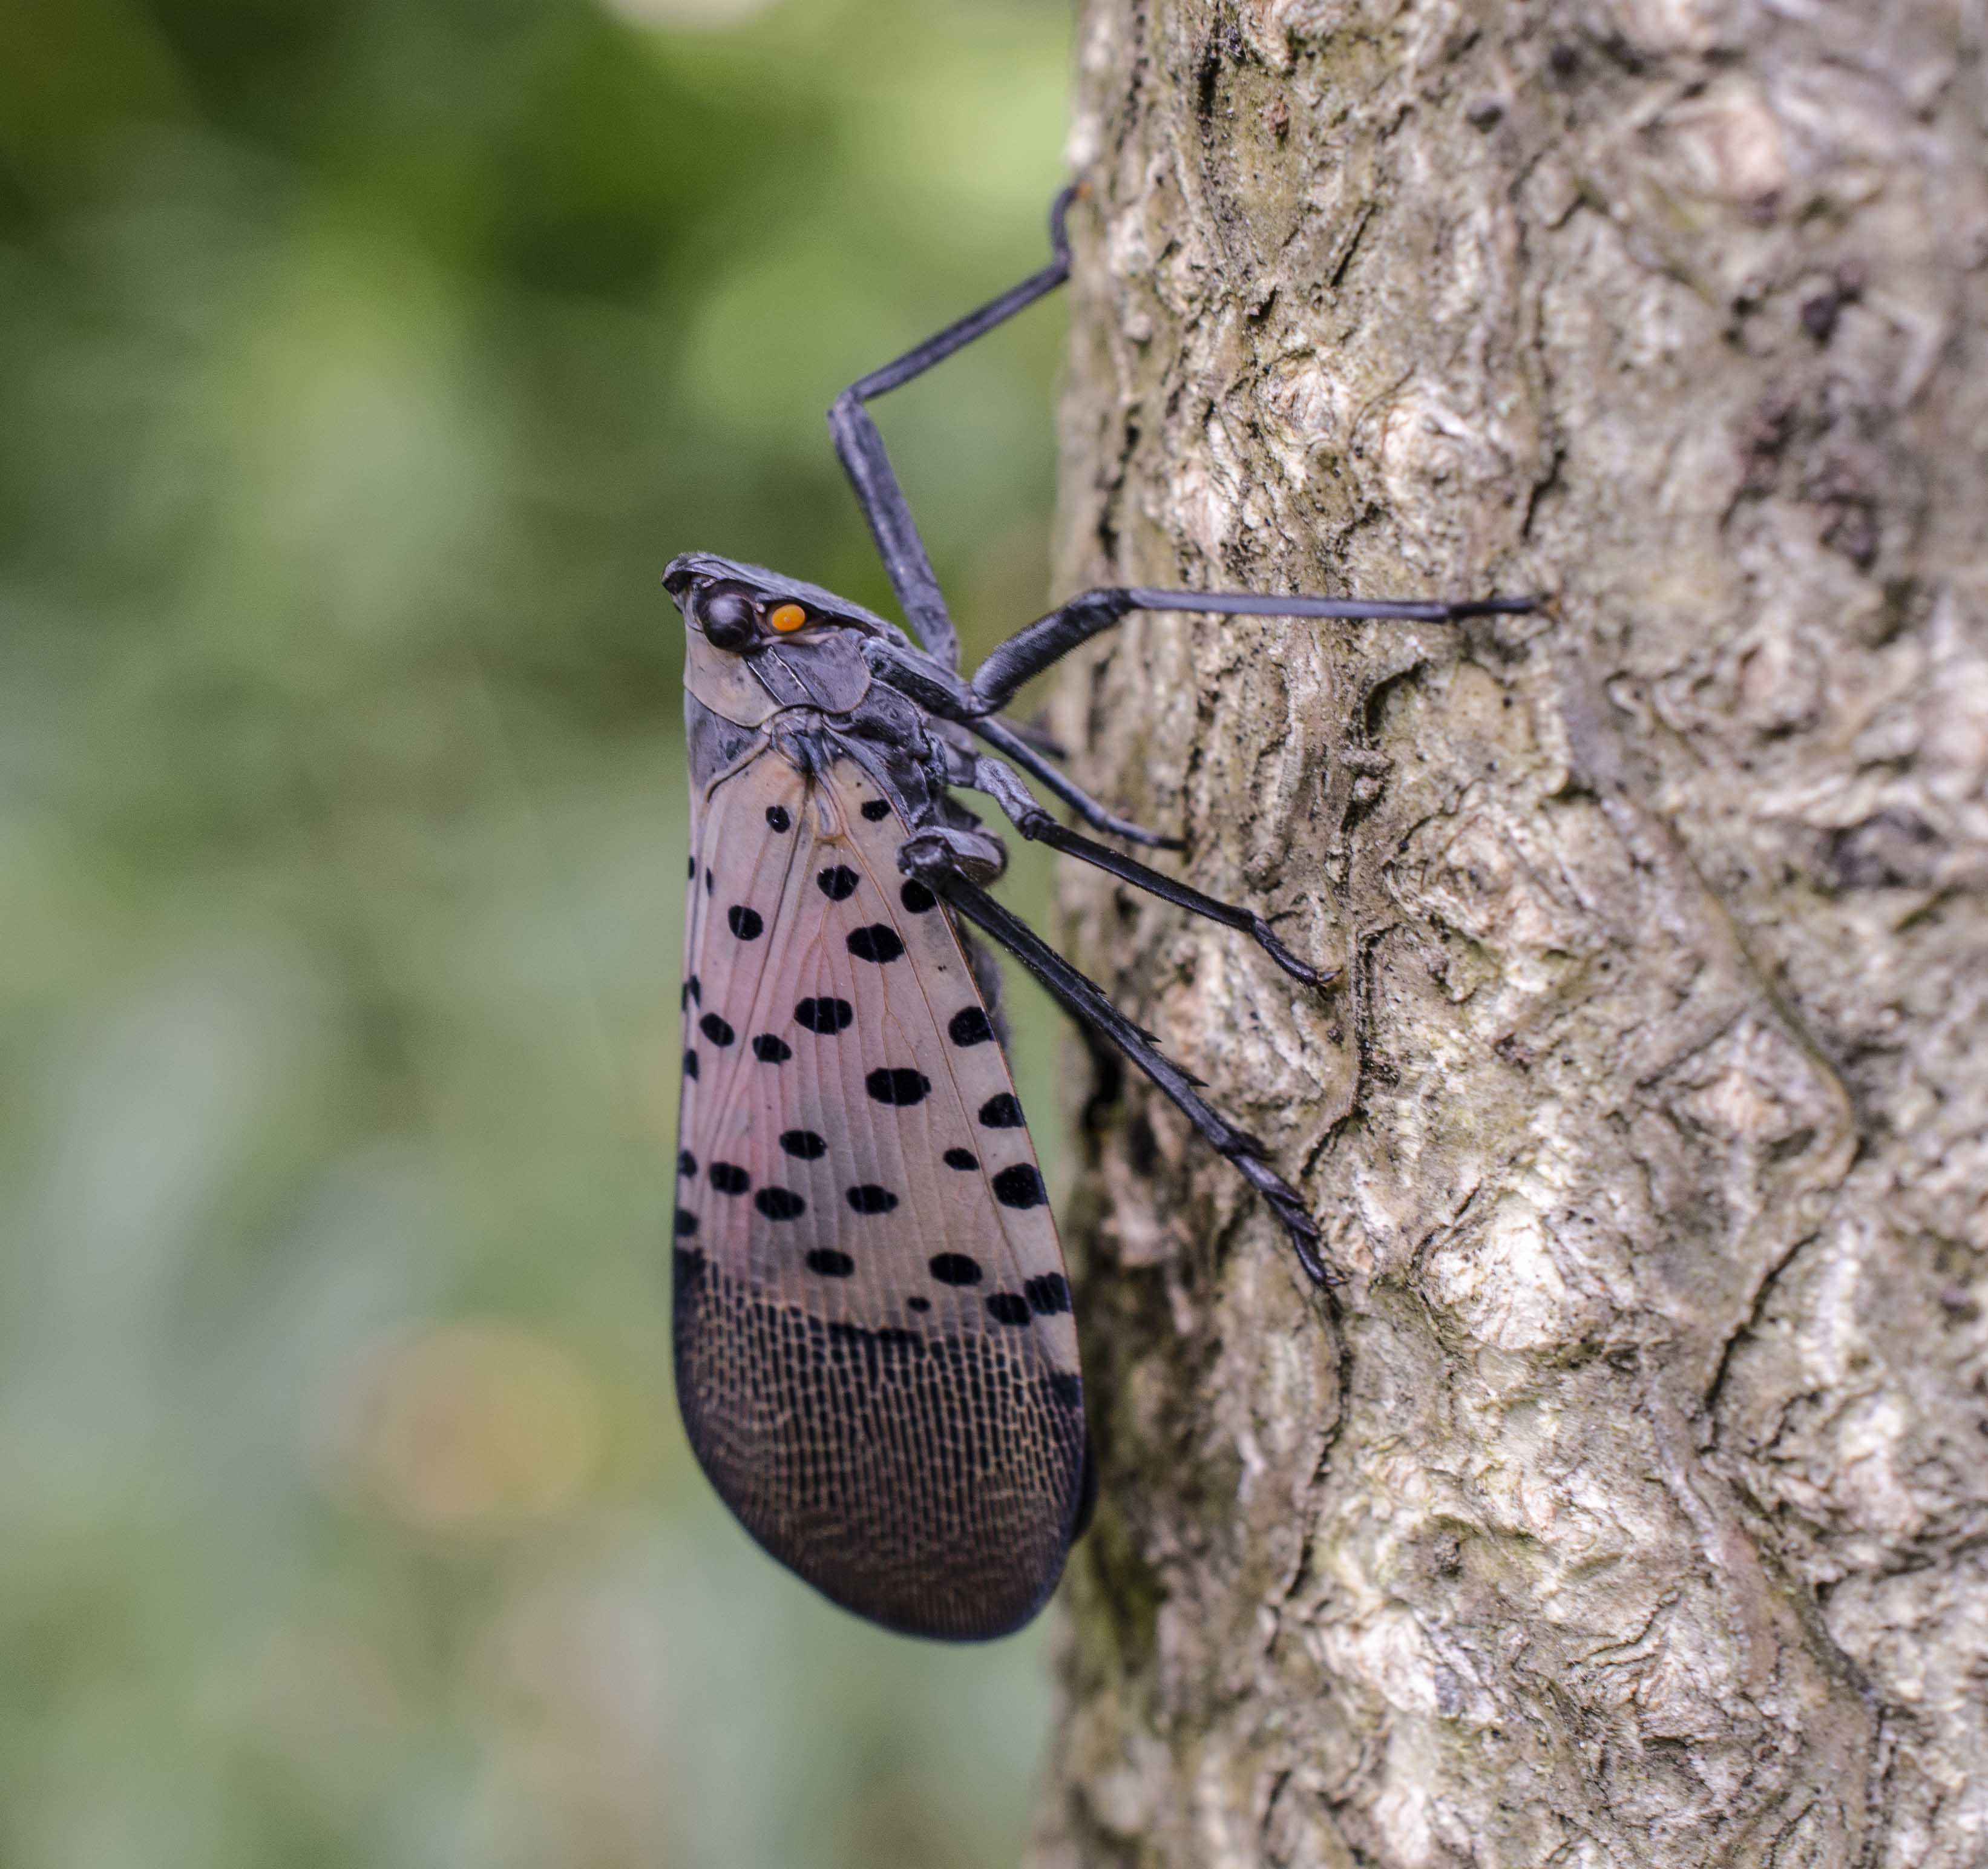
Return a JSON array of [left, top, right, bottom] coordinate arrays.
[[666, 186, 1538, 1641]]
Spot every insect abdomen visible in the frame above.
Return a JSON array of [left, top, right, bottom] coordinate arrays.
[[673, 1242, 1086, 1640]]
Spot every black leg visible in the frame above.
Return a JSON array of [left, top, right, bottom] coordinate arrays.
[[966, 754, 1333, 988], [829, 186, 1078, 672], [860, 637, 1179, 847], [969, 585, 1543, 715], [992, 715, 1068, 761], [906, 857, 1337, 1287], [971, 716, 1178, 849]]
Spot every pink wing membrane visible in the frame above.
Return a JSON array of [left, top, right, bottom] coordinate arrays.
[[672, 746, 1086, 1640]]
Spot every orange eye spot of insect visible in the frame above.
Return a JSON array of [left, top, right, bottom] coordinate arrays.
[[769, 603, 808, 634]]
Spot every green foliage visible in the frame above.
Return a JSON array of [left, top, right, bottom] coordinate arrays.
[[0, 2, 1075, 1863]]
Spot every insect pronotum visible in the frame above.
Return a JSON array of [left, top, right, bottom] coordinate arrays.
[[667, 186, 1538, 1641]]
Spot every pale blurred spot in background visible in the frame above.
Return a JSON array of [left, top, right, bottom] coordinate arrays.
[[317, 1319, 602, 1531], [600, 0, 781, 28]]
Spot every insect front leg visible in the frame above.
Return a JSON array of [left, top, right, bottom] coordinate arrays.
[[828, 186, 1078, 673], [965, 754, 1334, 990], [969, 586, 1543, 714], [898, 835, 1339, 1288]]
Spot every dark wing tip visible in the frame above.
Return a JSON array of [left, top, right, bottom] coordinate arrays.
[[673, 1261, 1087, 1642]]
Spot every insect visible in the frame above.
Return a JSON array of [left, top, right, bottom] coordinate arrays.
[[666, 185, 1538, 1641]]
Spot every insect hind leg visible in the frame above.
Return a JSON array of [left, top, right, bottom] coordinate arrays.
[[996, 715, 1067, 761], [901, 840, 1339, 1288]]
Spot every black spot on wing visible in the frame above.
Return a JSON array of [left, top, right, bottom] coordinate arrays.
[[752, 1033, 792, 1063], [795, 996, 854, 1034], [700, 1012, 735, 1046], [727, 904, 764, 940], [1025, 1273, 1071, 1315], [991, 1163, 1047, 1209], [859, 798, 891, 821], [845, 1184, 899, 1215], [805, 1248, 855, 1278], [779, 1129, 827, 1159], [978, 1093, 1023, 1129], [709, 1162, 750, 1195], [765, 805, 790, 832], [679, 1151, 697, 1178], [930, 1252, 982, 1287], [683, 1049, 700, 1080], [674, 1207, 698, 1237], [847, 925, 905, 964], [687, 855, 695, 880], [755, 1187, 806, 1221], [942, 1148, 978, 1172], [986, 1293, 1031, 1327], [947, 1007, 994, 1047], [906, 1295, 931, 1313], [816, 864, 859, 901], [899, 879, 937, 913], [867, 1067, 931, 1107]]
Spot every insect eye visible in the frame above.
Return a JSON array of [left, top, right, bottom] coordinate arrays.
[[768, 602, 809, 634], [698, 588, 759, 651]]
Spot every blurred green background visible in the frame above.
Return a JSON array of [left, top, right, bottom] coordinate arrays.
[[0, 0, 1080, 1862]]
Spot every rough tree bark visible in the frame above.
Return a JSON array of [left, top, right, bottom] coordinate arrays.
[[1031, 5, 1988, 1865]]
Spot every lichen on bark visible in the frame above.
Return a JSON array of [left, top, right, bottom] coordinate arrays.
[[1031, 5, 1988, 1865]]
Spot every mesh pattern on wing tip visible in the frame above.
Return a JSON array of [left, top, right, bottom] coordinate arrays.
[[672, 1247, 1086, 1641]]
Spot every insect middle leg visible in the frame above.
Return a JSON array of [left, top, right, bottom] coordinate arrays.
[[861, 582, 1541, 831], [965, 754, 1333, 990], [971, 717, 1178, 849]]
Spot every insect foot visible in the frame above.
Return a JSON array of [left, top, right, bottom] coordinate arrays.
[[1259, 1184, 1338, 1288]]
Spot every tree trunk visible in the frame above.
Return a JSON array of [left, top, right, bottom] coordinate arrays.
[[1032, 5, 1988, 1864]]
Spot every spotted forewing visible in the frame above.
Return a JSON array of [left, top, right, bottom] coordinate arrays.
[[672, 722, 1086, 1641]]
